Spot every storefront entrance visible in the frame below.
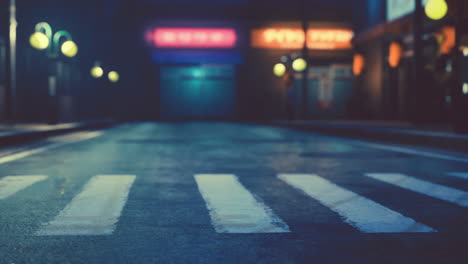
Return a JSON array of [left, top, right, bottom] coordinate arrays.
[[294, 65, 353, 118], [160, 65, 236, 120]]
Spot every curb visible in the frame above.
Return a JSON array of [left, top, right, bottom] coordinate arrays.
[[264, 121, 468, 153], [0, 120, 116, 147]]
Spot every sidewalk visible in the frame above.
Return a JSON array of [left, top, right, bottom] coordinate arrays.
[[0, 119, 115, 146], [267, 120, 468, 152]]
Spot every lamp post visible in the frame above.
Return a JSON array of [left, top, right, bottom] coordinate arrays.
[[301, 0, 309, 119], [9, 0, 17, 124], [30, 22, 78, 124], [0, 37, 6, 121]]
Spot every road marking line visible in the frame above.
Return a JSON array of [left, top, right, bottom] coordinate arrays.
[[447, 172, 468, 180], [35, 175, 136, 236], [353, 142, 468, 163], [0, 175, 48, 199], [366, 173, 468, 208], [0, 131, 102, 164], [194, 174, 290, 233], [278, 174, 435, 233]]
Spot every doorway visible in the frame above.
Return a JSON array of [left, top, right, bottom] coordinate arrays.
[[160, 65, 236, 120]]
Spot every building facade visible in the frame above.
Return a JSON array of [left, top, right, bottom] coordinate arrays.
[[353, 0, 468, 131], [110, 0, 357, 121]]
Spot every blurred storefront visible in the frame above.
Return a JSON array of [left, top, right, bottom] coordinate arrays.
[[353, 0, 468, 131], [248, 23, 354, 119], [133, 0, 356, 120]]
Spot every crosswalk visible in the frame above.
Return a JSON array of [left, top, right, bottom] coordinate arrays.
[[0, 172, 467, 236]]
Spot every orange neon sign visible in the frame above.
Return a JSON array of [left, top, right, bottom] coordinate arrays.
[[251, 28, 354, 50]]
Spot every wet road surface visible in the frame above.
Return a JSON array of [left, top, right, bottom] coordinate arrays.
[[1, 122, 467, 263]]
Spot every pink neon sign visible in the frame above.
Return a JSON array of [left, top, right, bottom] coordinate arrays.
[[151, 28, 237, 48]]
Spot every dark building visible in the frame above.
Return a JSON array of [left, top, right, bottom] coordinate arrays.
[[353, 0, 468, 131], [110, 0, 357, 121], [0, 0, 121, 123]]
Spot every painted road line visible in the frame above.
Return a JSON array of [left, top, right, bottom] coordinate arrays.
[[366, 173, 468, 208], [35, 175, 136, 236], [0, 175, 48, 200], [194, 174, 290, 233], [447, 172, 468, 180], [354, 141, 468, 163], [278, 174, 435, 233], [0, 131, 102, 164]]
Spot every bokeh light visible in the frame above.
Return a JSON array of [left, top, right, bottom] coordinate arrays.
[[61, 40, 78, 58], [30, 32, 50, 50], [425, 0, 448, 20], [292, 58, 307, 72], [273, 63, 286, 77]]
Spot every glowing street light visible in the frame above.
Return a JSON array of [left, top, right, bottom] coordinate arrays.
[[425, 0, 448, 21], [29, 32, 49, 50], [29, 22, 78, 58], [61, 40, 78, 58], [292, 57, 307, 72], [273, 63, 286, 77], [108, 71, 120, 83], [90, 65, 104, 79]]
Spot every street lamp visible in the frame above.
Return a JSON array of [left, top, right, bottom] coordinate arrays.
[[292, 58, 307, 72], [108, 71, 120, 83], [30, 22, 78, 58], [29, 22, 78, 124], [90, 62, 104, 79], [273, 63, 286, 77], [425, 0, 448, 20]]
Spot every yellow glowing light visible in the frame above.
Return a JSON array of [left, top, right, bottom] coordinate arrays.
[[292, 58, 307, 72], [108, 71, 120, 83], [463, 83, 468, 95], [425, 0, 448, 20], [30, 32, 50, 50], [273, 63, 286, 77], [61, 40, 78, 58], [388, 41, 403, 68], [353, 54, 365, 76], [463, 49, 468, 57], [90, 66, 104, 78]]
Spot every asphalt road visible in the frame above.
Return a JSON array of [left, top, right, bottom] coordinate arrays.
[[0, 122, 467, 264]]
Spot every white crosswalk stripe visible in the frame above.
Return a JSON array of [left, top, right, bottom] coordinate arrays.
[[278, 173, 436, 233], [35, 175, 136, 236], [0, 175, 48, 200], [366, 173, 468, 208], [2, 170, 467, 236], [447, 172, 468, 180], [194, 174, 290, 233]]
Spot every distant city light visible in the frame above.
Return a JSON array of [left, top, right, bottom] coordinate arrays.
[[152, 28, 237, 48], [292, 58, 307, 72], [61, 40, 78, 58], [90, 66, 104, 78], [463, 48, 468, 57], [29, 32, 50, 50], [388, 41, 403, 68], [353, 54, 365, 76], [463, 83, 468, 95], [425, 0, 448, 20], [273, 63, 286, 77], [251, 28, 353, 50], [108, 71, 120, 83]]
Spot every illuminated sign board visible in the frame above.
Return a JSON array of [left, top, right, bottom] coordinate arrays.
[[387, 0, 429, 21], [251, 28, 354, 50], [150, 28, 237, 48]]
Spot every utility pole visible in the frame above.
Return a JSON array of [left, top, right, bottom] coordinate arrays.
[[9, 0, 17, 124], [301, 0, 309, 119], [453, 0, 467, 132], [412, 0, 423, 123]]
